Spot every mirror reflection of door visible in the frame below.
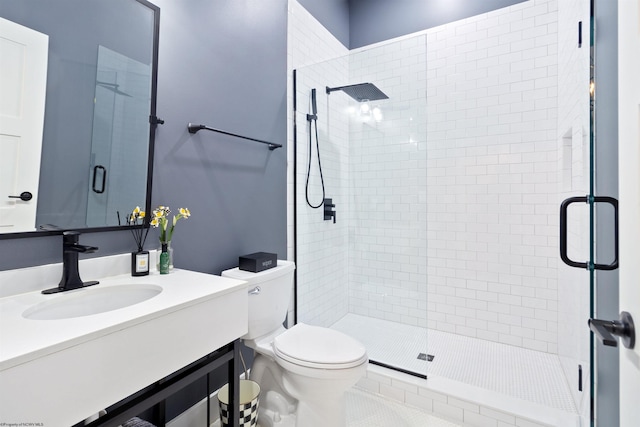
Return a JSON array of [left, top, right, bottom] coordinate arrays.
[[0, 17, 48, 233], [86, 45, 150, 227]]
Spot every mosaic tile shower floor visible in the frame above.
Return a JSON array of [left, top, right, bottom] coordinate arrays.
[[332, 313, 577, 414]]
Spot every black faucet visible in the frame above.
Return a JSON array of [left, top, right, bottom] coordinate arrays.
[[42, 231, 100, 294]]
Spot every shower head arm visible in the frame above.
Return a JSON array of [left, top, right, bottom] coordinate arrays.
[[326, 85, 346, 95]]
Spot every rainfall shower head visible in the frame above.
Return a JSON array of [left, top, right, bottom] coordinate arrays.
[[326, 83, 388, 102]]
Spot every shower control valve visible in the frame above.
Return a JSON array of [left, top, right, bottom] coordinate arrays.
[[323, 198, 336, 224]]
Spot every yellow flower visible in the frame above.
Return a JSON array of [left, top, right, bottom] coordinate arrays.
[[129, 206, 146, 223], [153, 205, 192, 243]]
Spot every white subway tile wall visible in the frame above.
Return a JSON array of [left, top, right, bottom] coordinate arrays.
[[287, 0, 350, 327], [424, 0, 561, 352]]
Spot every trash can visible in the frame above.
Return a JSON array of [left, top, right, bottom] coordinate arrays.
[[218, 379, 260, 427]]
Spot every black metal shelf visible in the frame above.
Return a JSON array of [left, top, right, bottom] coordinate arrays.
[[83, 340, 241, 427]]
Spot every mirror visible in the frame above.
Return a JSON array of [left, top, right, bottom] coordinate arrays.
[[0, 0, 159, 237]]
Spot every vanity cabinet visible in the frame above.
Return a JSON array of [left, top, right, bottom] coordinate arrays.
[[0, 264, 248, 427], [83, 340, 242, 427]]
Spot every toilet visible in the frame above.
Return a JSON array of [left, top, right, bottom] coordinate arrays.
[[221, 260, 368, 427]]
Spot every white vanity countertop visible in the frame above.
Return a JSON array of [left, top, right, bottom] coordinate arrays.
[[0, 269, 247, 371]]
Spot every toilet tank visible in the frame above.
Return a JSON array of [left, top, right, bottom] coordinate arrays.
[[221, 260, 295, 340]]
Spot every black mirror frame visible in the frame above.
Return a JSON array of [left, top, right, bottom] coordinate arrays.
[[0, 0, 160, 240]]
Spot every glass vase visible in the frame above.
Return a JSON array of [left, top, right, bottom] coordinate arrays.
[[157, 241, 174, 272]]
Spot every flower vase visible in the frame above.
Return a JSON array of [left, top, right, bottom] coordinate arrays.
[[157, 241, 174, 273]]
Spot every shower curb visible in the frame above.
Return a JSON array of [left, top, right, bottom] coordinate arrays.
[[357, 364, 581, 427]]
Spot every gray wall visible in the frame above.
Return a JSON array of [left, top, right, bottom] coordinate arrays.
[[151, 0, 288, 274], [347, 0, 527, 48], [0, 0, 288, 276], [297, 0, 527, 49], [297, 0, 350, 47]]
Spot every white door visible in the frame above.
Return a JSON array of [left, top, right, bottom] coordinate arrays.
[[618, 0, 640, 424], [0, 17, 48, 232]]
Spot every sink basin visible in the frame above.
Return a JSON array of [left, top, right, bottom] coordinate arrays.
[[22, 284, 162, 320]]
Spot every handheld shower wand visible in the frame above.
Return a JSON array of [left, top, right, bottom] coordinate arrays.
[[307, 87, 318, 121]]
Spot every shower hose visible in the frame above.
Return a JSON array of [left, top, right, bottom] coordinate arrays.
[[305, 113, 325, 209]]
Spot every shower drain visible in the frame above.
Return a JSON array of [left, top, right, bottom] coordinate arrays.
[[417, 353, 434, 362]]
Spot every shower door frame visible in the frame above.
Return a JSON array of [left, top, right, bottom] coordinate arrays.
[[590, 0, 621, 424]]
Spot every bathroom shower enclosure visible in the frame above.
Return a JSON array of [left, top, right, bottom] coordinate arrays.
[[292, 0, 595, 424]]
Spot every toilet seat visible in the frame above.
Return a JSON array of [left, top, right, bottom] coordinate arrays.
[[273, 323, 367, 370]]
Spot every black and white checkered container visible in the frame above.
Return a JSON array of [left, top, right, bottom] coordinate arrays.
[[218, 379, 260, 427]]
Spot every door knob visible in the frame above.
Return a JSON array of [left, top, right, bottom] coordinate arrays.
[[588, 311, 635, 349], [8, 191, 33, 201]]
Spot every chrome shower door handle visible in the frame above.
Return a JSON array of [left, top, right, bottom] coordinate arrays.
[[248, 286, 261, 295]]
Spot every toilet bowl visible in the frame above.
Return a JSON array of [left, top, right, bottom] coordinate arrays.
[[221, 261, 367, 427]]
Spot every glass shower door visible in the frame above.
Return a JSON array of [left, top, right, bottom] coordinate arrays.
[[557, 1, 607, 423], [294, 35, 429, 378]]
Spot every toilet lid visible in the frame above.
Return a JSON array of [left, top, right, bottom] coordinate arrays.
[[273, 323, 367, 369]]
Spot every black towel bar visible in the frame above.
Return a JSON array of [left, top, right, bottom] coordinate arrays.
[[187, 123, 282, 150]]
